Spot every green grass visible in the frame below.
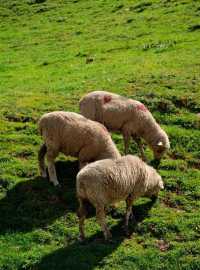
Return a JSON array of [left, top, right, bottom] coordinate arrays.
[[0, 0, 200, 269]]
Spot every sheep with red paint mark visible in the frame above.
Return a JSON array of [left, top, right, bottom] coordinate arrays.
[[79, 91, 170, 163]]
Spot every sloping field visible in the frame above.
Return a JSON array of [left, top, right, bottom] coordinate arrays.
[[0, 0, 200, 269]]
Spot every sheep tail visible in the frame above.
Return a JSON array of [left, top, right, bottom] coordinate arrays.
[[38, 143, 47, 163]]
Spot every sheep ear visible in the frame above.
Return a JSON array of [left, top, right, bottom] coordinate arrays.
[[159, 181, 164, 190], [157, 141, 163, 147]]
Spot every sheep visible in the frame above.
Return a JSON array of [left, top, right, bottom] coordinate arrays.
[[79, 91, 170, 164], [38, 111, 121, 186], [77, 155, 164, 241]]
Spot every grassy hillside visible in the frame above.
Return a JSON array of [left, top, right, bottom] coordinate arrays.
[[0, 0, 200, 269]]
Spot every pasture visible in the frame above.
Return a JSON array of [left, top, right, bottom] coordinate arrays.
[[0, 0, 200, 269]]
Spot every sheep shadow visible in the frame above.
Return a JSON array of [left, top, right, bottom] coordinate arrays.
[[0, 158, 157, 238], [35, 224, 124, 270], [0, 160, 79, 235], [34, 198, 156, 270], [1, 157, 156, 270], [34, 224, 124, 270]]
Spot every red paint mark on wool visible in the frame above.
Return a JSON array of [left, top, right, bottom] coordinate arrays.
[[137, 103, 148, 112], [100, 123, 108, 133], [103, 95, 112, 104]]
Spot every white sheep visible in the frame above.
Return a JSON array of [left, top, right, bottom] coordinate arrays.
[[77, 155, 164, 241], [80, 91, 170, 163], [38, 111, 121, 186]]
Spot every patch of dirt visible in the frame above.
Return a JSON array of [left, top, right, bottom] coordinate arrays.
[[168, 151, 186, 161], [162, 194, 184, 209], [27, 0, 46, 5], [15, 151, 33, 159], [112, 4, 124, 13], [157, 100, 176, 113], [35, 7, 49, 13], [4, 114, 35, 123], [171, 96, 200, 112], [187, 160, 200, 170], [130, 2, 152, 13]]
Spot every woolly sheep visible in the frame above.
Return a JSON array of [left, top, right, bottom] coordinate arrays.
[[79, 91, 170, 163], [38, 111, 121, 186], [77, 155, 164, 241]]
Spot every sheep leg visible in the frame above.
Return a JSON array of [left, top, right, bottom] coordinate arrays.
[[134, 137, 147, 161], [46, 150, 59, 186], [96, 205, 112, 241], [124, 196, 134, 236], [38, 143, 47, 178], [77, 198, 87, 242]]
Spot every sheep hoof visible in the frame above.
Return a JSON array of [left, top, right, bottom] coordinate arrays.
[[126, 232, 132, 239], [106, 238, 113, 244], [54, 183, 61, 188], [130, 213, 136, 223], [41, 171, 47, 178], [103, 231, 112, 243], [151, 195, 158, 203], [107, 207, 120, 218], [123, 227, 131, 237], [78, 236, 86, 243], [51, 181, 61, 188]]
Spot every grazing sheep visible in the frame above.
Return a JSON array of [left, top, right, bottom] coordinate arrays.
[[79, 91, 170, 163], [38, 111, 121, 186], [77, 155, 164, 241]]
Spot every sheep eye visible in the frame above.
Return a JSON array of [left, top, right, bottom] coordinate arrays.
[[157, 149, 163, 154]]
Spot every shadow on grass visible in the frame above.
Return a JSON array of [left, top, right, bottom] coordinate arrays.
[[34, 199, 156, 270], [0, 160, 79, 235], [0, 159, 156, 241], [0, 157, 156, 269], [35, 224, 124, 270]]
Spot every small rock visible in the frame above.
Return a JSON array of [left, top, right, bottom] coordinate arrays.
[[156, 239, 170, 252], [86, 57, 94, 64]]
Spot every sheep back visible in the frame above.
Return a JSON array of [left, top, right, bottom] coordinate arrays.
[[77, 155, 163, 206], [38, 111, 120, 160]]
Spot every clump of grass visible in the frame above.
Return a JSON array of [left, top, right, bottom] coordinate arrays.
[[130, 1, 152, 13], [142, 40, 177, 53]]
